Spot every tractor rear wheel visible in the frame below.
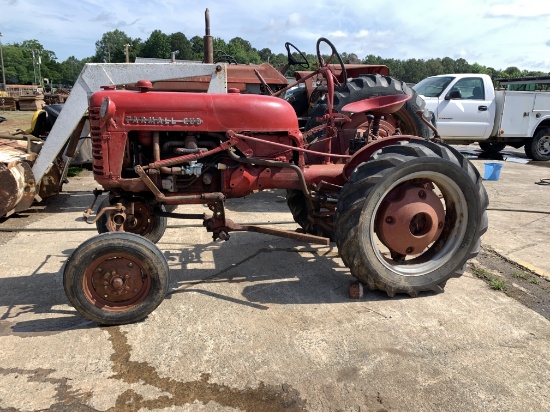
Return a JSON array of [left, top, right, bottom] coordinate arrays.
[[335, 140, 488, 296], [96, 196, 167, 243], [63, 232, 169, 325], [306, 74, 431, 140]]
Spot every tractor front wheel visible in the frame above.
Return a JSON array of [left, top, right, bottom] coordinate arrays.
[[63, 232, 169, 325], [335, 141, 488, 296]]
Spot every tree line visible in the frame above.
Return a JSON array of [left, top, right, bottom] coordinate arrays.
[[1, 28, 548, 89]]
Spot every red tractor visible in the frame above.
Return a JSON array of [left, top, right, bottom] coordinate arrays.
[[64, 38, 488, 325]]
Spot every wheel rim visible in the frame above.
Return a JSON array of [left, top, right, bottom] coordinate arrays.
[[107, 201, 157, 236], [366, 171, 468, 276], [537, 135, 550, 155], [83, 252, 152, 311]]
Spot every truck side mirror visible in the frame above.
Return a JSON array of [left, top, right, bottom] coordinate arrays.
[[445, 90, 462, 100]]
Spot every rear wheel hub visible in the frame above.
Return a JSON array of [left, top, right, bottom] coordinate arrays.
[[376, 184, 445, 255]]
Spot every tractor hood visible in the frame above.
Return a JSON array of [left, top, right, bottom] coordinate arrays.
[[89, 88, 299, 133]]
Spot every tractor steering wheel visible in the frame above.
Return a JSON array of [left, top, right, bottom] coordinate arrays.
[[285, 42, 310, 69], [316, 38, 347, 88]]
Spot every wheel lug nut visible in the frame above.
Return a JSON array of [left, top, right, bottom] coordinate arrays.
[[385, 216, 395, 224], [128, 263, 133, 268], [406, 247, 414, 254], [418, 190, 426, 199]]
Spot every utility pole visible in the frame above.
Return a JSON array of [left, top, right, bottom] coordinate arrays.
[[124, 43, 130, 63], [37, 52, 42, 88], [31, 49, 37, 85], [0, 32, 6, 90]]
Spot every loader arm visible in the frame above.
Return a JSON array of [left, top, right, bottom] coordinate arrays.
[[32, 62, 228, 183]]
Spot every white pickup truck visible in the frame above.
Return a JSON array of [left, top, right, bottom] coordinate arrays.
[[413, 73, 550, 160]]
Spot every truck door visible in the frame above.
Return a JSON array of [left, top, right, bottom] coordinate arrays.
[[436, 77, 491, 138]]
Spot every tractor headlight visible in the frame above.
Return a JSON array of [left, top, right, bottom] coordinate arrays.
[[100, 96, 116, 121]]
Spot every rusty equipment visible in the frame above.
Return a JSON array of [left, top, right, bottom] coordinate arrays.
[[63, 36, 488, 325]]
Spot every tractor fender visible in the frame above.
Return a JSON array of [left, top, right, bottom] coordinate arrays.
[[342, 136, 425, 181]]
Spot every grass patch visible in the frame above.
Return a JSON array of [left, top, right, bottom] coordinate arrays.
[[512, 270, 529, 280], [489, 278, 506, 290], [528, 277, 541, 285], [472, 265, 506, 291], [472, 267, 492, 279], [67, 166, 85, 177]]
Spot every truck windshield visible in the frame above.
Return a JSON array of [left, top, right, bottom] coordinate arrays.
[[413, 76, 455, 97]]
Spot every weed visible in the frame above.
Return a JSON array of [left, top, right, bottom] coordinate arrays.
[[528, 277, 541, 285], [512, 271, 529, 280], [68, 166, 85, 177], [472, 267, 492, 279], [489, 278, 506, 290]]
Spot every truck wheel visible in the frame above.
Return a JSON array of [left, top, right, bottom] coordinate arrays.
[[96, 197, 167, 243], [306, 74, 431, 140], [63, 232, 169, 325], [286, 189, 333, 239], [479, 141, 506, 154], [525, 128, 550, 161], [335, 141, 488, 297]]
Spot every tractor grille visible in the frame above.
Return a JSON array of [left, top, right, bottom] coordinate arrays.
[[89, 109, 105, 176]]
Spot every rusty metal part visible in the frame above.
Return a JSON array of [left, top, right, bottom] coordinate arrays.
[[343, 136, 424, 180], [84, 253, 152, 309], [349, 281, 364, 299], [416, 110, 441, 141], [135, 165, 225, 204], [84, 203, 126, 225], [375, 183, 445, 256], [341, 94, 411, 114], [146, 135, 238, 169], [229, 131, 351, 160], [0, 160, 36, 218], [203, 9, 213, 64], [58, 117, 87, 191], [240, 224, 330, 246]]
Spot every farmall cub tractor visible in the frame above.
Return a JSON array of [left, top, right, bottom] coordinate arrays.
[[64, 39, 488, 325]]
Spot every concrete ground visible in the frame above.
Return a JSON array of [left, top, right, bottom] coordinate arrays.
[[0, 147, 549, 411]]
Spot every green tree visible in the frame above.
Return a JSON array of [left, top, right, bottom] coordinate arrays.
[[142, 30, 171, 59], [1, 45, 30, 84], [58, 56, 86, 86], [190, 35, 204, 60], [170, 32, 194, 60], [401, 59, 428, 83], [441, 57, 455, 73], [425, 58, 445, 77], [227, 37, 261, 64], [93, 29, 134, 63]]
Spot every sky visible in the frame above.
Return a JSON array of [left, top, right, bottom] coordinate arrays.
[[1, 0, 550, 72]]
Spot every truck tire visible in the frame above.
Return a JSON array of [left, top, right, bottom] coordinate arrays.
[[96, 196, 167, 243], [479, 141, 506, 154], [525, 128, 550, 161], [63, 232, 169, 325], [306, 74, 431, 140], [286, 189, 333, 239], [334, 140, 488, 297]]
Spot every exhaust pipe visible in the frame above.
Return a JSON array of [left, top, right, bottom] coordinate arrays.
[[203, 8, 213, 64]]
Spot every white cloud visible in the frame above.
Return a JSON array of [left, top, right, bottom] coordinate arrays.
[[487, 0, 550, 17], [328, 31, 347, 38], [0, 0, 549, 72]]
